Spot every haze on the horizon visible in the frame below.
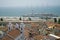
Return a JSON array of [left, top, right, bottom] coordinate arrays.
[[0, 0, 60, 16], [0, 0, 60, 7]]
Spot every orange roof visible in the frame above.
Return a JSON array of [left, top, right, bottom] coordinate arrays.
[[8, 29, 20, 38], [34, 35, 44, 40], [2, 35, 14, 40], [34, 35, 50, 40], [55, 24, 60, 27], [24, 29, 29, 38], [31, 23, 39, 27]]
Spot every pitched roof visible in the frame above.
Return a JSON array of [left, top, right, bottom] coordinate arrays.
[[34, 35, 44, 40], [7, 29, 20, 38], [2, 35, 14, 40], [24, 29, 29, 38]]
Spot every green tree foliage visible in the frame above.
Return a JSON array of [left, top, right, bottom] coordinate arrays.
[[0, 18, 3, 21], [58, 18, 60, 24], [54, 18, 57, 23], [28, 17, 31, 21], [19, 17, 21, 20]]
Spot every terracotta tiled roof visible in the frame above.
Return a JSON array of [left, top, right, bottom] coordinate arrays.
[[7, 29, 20, 38], [24, 29, 29, 38], [34, 35, 44, 40], [2, 35, 14, 40], [55, 24, 60, 27], [34, 35, 51, 40]]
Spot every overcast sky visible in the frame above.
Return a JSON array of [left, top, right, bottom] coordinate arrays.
[[0, 0, 60, 7]]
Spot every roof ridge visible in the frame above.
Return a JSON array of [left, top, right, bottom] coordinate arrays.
[[7, 34, 15, 40]]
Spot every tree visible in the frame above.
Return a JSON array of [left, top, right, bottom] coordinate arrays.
[[0, 18, 3, 21], [19, 17, 21, 20], [58, 18, 60, 24], [45, 16, 48, 20], [54, 18, 57, 23], [28, 17, 31, 21]]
